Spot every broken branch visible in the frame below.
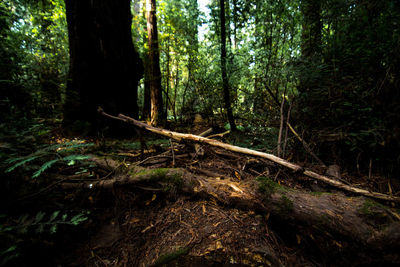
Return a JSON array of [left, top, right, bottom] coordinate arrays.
[[98, 108, 400, 203]]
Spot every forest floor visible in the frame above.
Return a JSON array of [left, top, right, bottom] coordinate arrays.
[[1, 118, 400, 266]]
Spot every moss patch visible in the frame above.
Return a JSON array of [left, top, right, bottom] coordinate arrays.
[[358, 198, 386, 216], [358, 198, 393, 228], [256, 176, 287, 196], [152, 247, 189, 266], [131, 168, 184, 191]]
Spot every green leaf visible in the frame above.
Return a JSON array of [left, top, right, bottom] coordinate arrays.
[[62, 155, 91, 161], [49, 225, 57, 234], [70, 214, 88, 225], [6, 156, 39, 173], [49, 211, 60, 222], [62, 155, 90, 166], [35, 211, 46, 223], [0, 245, 17, 256], [32, 159, 59, 178]]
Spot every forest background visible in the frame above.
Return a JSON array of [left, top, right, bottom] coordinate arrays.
[[1, 0, 400, 265], [1, 0, 399, 178]]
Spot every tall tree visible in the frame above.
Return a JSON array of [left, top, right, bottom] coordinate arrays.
[[187, 0, 200, 83], [146, 0, 164, 125], [142, 0, 151, 120], [219, 0, 236, 131], [63, 0, 143, 131]]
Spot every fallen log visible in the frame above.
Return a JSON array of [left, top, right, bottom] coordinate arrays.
[[98, 108, 400, 203], [61, 159, 400, 256]]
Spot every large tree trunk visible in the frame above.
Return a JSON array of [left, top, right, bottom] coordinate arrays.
[[219, 0, 236, 131], [63, 0, 143, 131], [146, 0, 164, 126]]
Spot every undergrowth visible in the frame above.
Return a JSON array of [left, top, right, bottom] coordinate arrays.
[[0, 119, 94, 266]]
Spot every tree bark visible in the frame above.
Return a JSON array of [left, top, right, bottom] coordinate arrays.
[[146, 0, 164, 126], [63, 0, 143, 131], [219, 0, 236, 131]]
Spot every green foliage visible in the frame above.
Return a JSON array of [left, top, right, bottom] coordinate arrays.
[[295, 0, 400, 176], [0, 210, 89, 265], [1, 0, 398, 178], [0, 245, 19, 266], [5, 141, 93, 178], [0, 0, 68, 120]]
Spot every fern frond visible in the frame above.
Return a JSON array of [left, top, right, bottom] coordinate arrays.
[[62, 155, 91, 161], [32, 159, 59, 178], [6, 156, 39, 173]]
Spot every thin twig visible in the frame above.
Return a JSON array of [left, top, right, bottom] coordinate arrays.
[[282, 102, 292, 157], [369, 159, 372, 180], [287, 122, 326, 167], [170, 138, 176, 167], [277, 95, 285, 157], [135, 151, 171, 166]]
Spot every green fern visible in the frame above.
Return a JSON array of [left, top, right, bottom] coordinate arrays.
[[1, 210, 90, 235], [5, 156, 39, 173], [32, 159, 59, 178], [5, 140, 94, 178], [62, 155, 91, 166]]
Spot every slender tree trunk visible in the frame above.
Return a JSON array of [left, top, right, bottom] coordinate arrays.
[[165, 36, 171, 118], [219, 0, 236, 131], [232, 0, 238, 49], [146, 0, 164, 125], [173, 61, 179, 122], [185, 0, 200, 113], [142, 0, 151, 120], [63, 0, 143, 132]]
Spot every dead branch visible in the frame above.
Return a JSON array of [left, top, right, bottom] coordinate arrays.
[[198, 128, 213, 137], [207, 130, 230, 139], [286, 122, 326, 167], [282, 102, 292, 157], [277, 96, 285, 157], [98, 108, 400, 203]]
